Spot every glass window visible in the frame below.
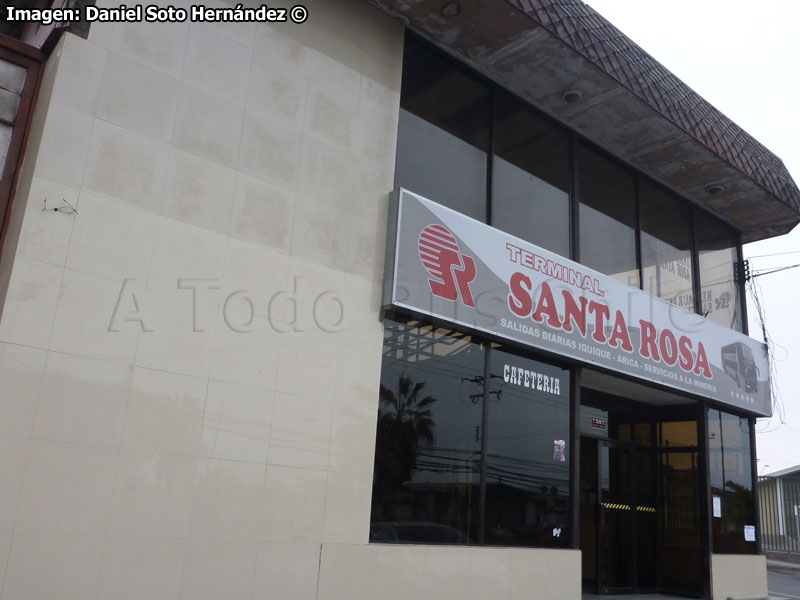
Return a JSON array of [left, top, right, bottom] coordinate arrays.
[[695, 211, 742, 331], [708, 409, 756, 554], [371, 318, 572, 548], [372, 319, 485, 544], [491, 93, 570, 257], [576, 144, 639, 287], [485, 347, 571, 547], [639, 181, 694, 310], [394, 38, 490, 222]]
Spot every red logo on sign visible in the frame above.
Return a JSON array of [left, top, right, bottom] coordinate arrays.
[[418, 224, 477, 307]]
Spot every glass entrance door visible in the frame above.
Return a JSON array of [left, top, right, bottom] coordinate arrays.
[[598, 441, 634, 592]]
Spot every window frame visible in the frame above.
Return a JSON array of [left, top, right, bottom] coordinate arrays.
[[397, 32, 747, 333], [0, 42, 42, 264]]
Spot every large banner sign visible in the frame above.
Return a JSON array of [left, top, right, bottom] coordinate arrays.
[[384, 189, 771, 416]]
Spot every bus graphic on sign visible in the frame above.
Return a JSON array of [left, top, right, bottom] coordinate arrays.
[[721, 342, 758, 393]]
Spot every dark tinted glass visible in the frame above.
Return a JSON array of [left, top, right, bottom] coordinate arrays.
[[639, 181, 694, 310], [695, 211, 742, 331], [492, 93, 570, 257], [394, 38, 490, 221], [708, 409, 756, 553], [485, 348, 571, 547], [576, 144, 639, 287], [371, 319, 485, 544]]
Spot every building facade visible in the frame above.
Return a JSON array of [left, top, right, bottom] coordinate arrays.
[[0, 1, 798, 599]]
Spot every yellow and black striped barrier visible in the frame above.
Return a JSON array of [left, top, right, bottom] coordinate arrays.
[[601, 502, 631, 511], [600, 503, 656, 512]]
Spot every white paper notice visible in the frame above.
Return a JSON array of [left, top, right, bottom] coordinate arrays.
[[713, 496, 721, 518], [744, 525, 756, 542]]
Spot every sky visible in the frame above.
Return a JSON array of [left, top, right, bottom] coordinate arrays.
[[584, 0, 800, 475]]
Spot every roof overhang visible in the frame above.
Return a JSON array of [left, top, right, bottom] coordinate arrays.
[[364, 0, 800, 243]]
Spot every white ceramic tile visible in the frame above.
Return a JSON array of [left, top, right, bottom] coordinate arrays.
[[0, 436, 28, 531], [34, 352, 132, 446], [356, 103, 398, 173], [359, 73, 401, 121], [189, 458, 266, 540], [247, 54, 308, 131], [350, 162, 392, 223], [0, 531, 10, 591], [171, 86, 244, 169], [328, 401, 377, 475], [322, 471, 372, 544], [0, 343, 46, 437], [146, 216, 228, 297], [49, 269, 141, 364], [238, 110, 302, 192], [209, 307, 282, 390], [279, 258, 345, 332], [15, 440, 118, 534], [180, 539, 257, 600], [228, 174, 295, 253], [340, 275, 383, 346], [467, 553, 512, 600], [86, 0, 114, 48], [355, 6, 404, 74], [134, 288, 217, 379], [268, 391, 333, 471], [110, 19, 190, 77], [15, 176, 80, 267], [0, 257, 63, 349], [33, 102, 93, 188], [346, 214, 385, 282], [2, 533, 104, 600], [308, 48, 362, 106], [181, 25, 251, 105], [195, 10, 256, 49], [66, 191, 158, 282], [160, 149, 237, 235], [221, 237, 290, 317], [304, 83, 357, 152], [98, 536, 185, 600], [109, 449, 198, 538], [297, 137, 355, 213], [96, 52, 180, 142], [290, 197, 349, 271], [200, 381, 273, 463], [83, 120, 169, 212], [253, 24, 311, 74], [123, 367, 207, 455], [252, 541, 320, 599], [261, 465, 326, 542], [275, 331, 338, 401], [334, 339, 381, 409], [316, 543, 381, 600]]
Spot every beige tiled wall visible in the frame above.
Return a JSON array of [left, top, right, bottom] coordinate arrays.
[[710, 554, 768, 600], [0, 0, 583, 598]]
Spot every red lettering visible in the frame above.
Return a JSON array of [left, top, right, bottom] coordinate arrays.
[[639, 320, 660, 361], [659, 329, 678, 366], [694, 342, 712, 378], [562, 291, 588, 336], [532, 282, 562, 328], [678, 336, 693, 371], [588, 301, 610, 343], [508, 272, 533, 318], [608, 310, 633, 352]]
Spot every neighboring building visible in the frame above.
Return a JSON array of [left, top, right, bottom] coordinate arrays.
[[0, 1, 797, 599], [759, 466, 800, 555]]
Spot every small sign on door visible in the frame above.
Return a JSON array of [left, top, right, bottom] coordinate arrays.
[[744, 525, 756, 542]]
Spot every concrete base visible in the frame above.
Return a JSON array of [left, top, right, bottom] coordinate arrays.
[[319, 544, 581, 600], [711, 554, 768, 600]]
